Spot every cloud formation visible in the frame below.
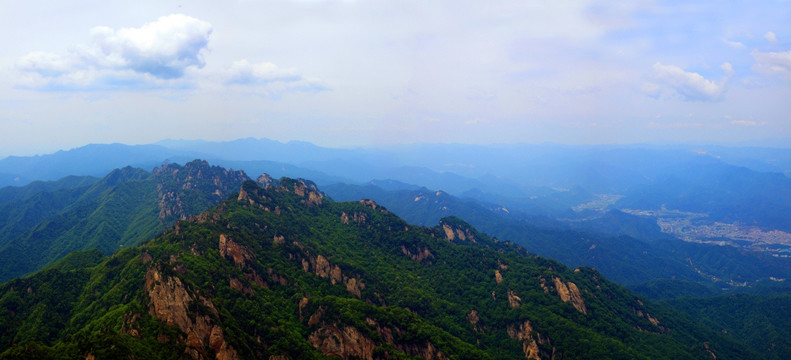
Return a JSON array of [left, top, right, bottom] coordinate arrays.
[[764, 31, 778, 43], [16, 14, 212, 91], [752, 50, 791, 79], [644, 62, 730, 101], [225, 60, 301, 85], [224, 59, 326, 95]]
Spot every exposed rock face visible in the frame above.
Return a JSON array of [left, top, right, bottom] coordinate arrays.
[[345, 277, 363, 298], [507, 289, 522, 308], [303, 253, 365, 298], [633, 306, 667, 333], [495, 270, 504, 284], [443, 225, 456, 241], [467, 309, 480, 329], [359, 199, 385, 212], [145, 268, 238, 360], [229, 277, 253, 295], [256, 174, 277, 188], [704, 342, 718, 359], [308, 316, 449, 360], [219, 234, 253, 268], [552, 277, 587, 315], [308, 325, 376, 360], [507, 319, 555, 360], [341, 211, 368, 225], [397, 341, 449, 360], [281, 179, 324, 206], [440, 222, 477, 243], [401, 245, 434, 263]]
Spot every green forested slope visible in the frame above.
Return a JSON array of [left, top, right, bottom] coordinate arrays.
[[663, 292, 791, 360], [0, 178, 756, 359], [323, 183, 791, 291], [0, 160, 247, 282]]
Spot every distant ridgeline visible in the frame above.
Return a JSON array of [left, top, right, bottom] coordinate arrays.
[[0, 175, 759, 359], [0, 160, 248, 282]]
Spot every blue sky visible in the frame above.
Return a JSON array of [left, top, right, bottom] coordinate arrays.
[[1, 0, 790, 157]]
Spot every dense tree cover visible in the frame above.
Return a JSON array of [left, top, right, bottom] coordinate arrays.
[[0, 176, 98, 205], [0, 160, 247, 282], [0, 179, 759, 359], [662, 292, 791, 360], [323, 183, 791, 291]]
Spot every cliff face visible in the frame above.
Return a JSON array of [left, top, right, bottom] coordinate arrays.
[[145, 267, 238, 360]]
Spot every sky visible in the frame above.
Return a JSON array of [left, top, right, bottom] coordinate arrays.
[[1, 0, 790, 157]]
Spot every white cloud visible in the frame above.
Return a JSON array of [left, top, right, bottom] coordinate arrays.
[[731, 120, 766, 127], [721, 62, 734, 76], [225, 60, 301, 85], [723, 38, 745, 49], [224, 59, 326, 96], [16, 14, 212, 91], [752, 50, 791, 78], [89, 14, 212, 78], [764, 31, 778, 43], [645, 62, 730, 101]]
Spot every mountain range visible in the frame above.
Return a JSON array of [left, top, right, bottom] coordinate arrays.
[[0, 175, 763, 359], [1, 138, 790, 359]]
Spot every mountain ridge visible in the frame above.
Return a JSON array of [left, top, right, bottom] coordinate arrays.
[[0, 176, 756, 359]]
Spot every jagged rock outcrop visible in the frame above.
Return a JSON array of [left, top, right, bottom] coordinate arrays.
[[219, 234, 253, 268], [495, 269, 504, 284], [341, 211, 368, 225], [467, 309, 480, 331], [440, 221, 478, 243], [508, 289, 522, 308], [256, 173, 278, 188], [302, 253, 365, 298], [401, 245, 434, 263], [307, 315, 449, 360], [507, 319, 556, 360], [359, 199, 385, 212], [145, 268, 238, 360], [308, 324, 377, 360], [155, 160, 248, 221], [552, 277, 587, 314], [280, 178, 324, 206]]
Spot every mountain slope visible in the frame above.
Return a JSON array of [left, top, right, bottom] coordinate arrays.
[[0, 178, 755, 359], [0, 160, 247, 282], [323, 182, 791, 290], [662, 293, 791, 360]]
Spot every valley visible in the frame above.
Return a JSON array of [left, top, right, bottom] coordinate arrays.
[[622, 208, 791, 256]]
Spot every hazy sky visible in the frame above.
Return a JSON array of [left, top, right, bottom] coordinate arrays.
[[1, 0, 790, 156]]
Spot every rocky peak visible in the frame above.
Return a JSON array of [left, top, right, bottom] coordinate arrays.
[[154, 160, 249, 221], [438, 217, 479, 243], [279, 177, 325, 206], [256, 173, 278, 188]]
